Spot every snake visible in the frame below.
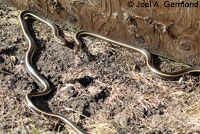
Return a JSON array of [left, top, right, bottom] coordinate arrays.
[[19, 11, 86, 134], [19, 10, 200, 134], [74, 31, 200, 80]]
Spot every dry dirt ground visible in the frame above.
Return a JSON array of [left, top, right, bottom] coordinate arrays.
[[1, 5, 200, 134]]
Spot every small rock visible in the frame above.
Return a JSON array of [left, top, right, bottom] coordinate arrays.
[[10, 56, 17, 64], [58, 84, 78, 101]]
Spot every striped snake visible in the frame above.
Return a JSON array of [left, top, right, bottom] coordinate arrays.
[[19, 11, 85, 134], [19, 10, 200, 134]]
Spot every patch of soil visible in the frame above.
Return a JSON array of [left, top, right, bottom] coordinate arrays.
[[1, 6, 200, 134]]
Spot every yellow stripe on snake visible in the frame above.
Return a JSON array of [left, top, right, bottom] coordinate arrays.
[[19, 11, 85, 134], [19, 10, 200, 134]]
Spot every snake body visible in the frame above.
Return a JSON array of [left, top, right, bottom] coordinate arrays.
[[19, 11, 85, 134], [19, 10, 200, 134], [75, 31, 200, 79]]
